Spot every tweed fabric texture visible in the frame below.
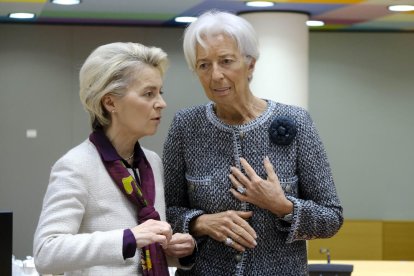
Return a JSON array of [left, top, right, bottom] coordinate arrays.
[[34, 139, 167, 276], [163, 100, 343, 276]]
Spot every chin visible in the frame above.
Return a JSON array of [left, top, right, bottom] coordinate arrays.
[[147, 130, 157, 136]]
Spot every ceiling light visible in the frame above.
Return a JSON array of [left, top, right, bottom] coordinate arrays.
[[388, 5, 414, 12], [174, 16, 197, 23], [51, 0, 81, 5], [306, 20, 325, 27], [8, 13, 35, 19], [245, 1, 275, 8]]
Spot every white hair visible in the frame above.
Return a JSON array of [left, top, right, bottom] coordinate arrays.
[[183, 10, 259, 71], [79, 42, 168, 129]]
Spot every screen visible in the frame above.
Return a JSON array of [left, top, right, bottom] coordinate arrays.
[[0, 211, 13, 276]]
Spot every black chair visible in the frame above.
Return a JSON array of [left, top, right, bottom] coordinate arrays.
[[0, 211, 13, 276], [308, 263, 353, 276]]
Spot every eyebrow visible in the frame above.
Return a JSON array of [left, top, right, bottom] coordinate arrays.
[[196, 54, 237, 63], [142, 85, 161, 91]]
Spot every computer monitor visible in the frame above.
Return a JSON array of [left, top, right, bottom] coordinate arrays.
[[308, 263, 353, 276], [0, 211, 13, 276]]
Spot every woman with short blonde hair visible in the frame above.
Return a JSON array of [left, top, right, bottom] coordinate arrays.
[[34, 42, 194, 276]]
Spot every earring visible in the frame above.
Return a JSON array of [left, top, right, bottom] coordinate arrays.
[[111, 110, 116, 113]]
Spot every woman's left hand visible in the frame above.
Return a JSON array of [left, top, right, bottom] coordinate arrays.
[[229, 157, 293, 217], [164, 233, 195, 258]]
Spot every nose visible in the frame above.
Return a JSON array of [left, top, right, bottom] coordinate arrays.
[[211, 63, 224, 81], [154, 94, 167, 109]]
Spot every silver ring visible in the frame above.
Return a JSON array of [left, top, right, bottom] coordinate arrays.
[[237, 186, 247, 195], [224, 237, 233, 246]]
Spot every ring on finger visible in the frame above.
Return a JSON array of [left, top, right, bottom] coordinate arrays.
[[237, 186, 247, 195], [224, 237, 233, 246]]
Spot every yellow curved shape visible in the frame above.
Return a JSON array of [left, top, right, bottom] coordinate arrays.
[[122, 175, 134, 194]]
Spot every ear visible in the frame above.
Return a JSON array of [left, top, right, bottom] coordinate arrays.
[[101, 94, 116, 113], [247, 57, 256, 82], [248, 57, 256, 71]]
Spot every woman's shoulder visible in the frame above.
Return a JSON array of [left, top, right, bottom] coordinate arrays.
[[141, 147, 162, 173], [174, 103, 209, 118], [271, 101, 310, 121], [54, 139, 99, 168], [271, 100, 307, 114], [169, 104, 211, 131], [142, 147, 161, 163]]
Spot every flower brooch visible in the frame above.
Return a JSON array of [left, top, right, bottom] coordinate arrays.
[[268, 116, 297, 146]]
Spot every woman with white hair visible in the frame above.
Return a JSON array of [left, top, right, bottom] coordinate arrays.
[[163, 11, 343, 275], [34, 42, 195, 275]]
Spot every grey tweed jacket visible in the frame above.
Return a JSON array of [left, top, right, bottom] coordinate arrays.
[[163, 100, 343, 276]]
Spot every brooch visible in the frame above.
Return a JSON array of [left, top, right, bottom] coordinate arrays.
[[268, 116, 297, 146]]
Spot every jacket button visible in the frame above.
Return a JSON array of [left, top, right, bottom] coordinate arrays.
[[235, 254, 242, 262], [188, 184, 194, 192]]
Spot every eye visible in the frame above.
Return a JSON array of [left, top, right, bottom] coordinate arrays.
[[197, 63, 209, 70], [222, 58, 234, 65], [144, 91, 154, 97]]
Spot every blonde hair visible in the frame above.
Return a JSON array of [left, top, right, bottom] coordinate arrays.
[[79, 42, 168, 129]]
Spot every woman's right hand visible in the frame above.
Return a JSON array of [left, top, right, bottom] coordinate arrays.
[[164, 233, 195, 258], [130, 219, 172, 249], [190, 211, 257, 252]]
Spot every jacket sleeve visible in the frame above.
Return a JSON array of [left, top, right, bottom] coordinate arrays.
[[33, 156, 126, 274], [163, 112, 204, 234], [286, 108, 343, 243]]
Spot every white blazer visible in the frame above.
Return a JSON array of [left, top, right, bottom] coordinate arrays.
[[33, 139, 166, 276]]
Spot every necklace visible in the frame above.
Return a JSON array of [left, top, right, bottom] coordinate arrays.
[[123, 152, 134, 161]]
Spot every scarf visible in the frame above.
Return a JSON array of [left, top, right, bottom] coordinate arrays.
[[89, 129, 169, 276]]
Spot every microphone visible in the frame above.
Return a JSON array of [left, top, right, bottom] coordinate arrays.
[[319, 248, 331, 264]]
